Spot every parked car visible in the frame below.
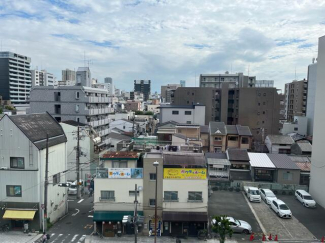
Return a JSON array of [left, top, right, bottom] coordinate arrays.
[[259, 188, 277, 205], [270, 199, 292, 218], [244, 186, 261, 202], [212, 217, 252, 234], [295, 190, 316, 208]]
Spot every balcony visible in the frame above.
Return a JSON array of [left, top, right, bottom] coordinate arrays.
[[88, 118, 109, 128], [99, 129, 109, 136], [88, 97, 109, 103]]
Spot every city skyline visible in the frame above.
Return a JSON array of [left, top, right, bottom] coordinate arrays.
[[0, 0, 324, 92]]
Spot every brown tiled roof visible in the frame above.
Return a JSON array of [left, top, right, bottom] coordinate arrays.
[[295, 162, 311, 172], [101, 151, 139, 159]]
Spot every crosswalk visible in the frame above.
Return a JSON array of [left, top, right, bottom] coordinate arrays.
[[48, 233, 87, 243]]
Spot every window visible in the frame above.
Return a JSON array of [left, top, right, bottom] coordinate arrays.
[[149, 199, 155, 206], [263, 93, 266, 96], [54, 92, 61, 101], [54, 105, 61, 114], [113, 161, 127, 168], [214, 147, 222, 153], [75, 105, 79, 113], [185, 111, 192, 115], [228, 136, 238, 141], [257, 112, 260, 115], [186, 121, 191, 124], [258, 103, 260, 106], [6, 185, 22, 197], [129, 191, 139, 196], [172, 111, 179, 115], [150, 173, 156, 180], [263, 111, 265, 114], [76, 91, 80, 99], [294, 127, 298, 131], [187, 101, 190, 104], [263, 102, 266, 105], [283, 172, 293, 181], [188, 191, 202, 202], [214, 136, 222, 141], [192, 92, 194, 95], [101, 190, 115, 200], [164, 191, 178, 201], [53, 173, 60, 185], [10, 157, 24, 169], [241, 137, 249, 144]]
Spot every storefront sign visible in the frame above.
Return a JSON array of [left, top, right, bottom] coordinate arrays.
[[163, 168, 206, 179], [109, 168, 131, 178]]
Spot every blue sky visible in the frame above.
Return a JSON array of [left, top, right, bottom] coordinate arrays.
[[0, 0, 324, 92]]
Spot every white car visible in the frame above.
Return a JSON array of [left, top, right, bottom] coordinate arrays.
[[259, 188, 277, 205], [270, 199, 292, 218], [295, 190, 316, 208], [245, 187, 261, 203], [68, 180, 84, 195], [212, 217, 252, 234]]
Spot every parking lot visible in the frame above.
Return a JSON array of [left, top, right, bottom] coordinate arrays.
[[209, 190, 324, 242]]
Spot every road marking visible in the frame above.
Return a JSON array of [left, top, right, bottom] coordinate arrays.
[[88, 215, 93, 218], [51, 233, 55, 237], [77, 199, 84, 203], [59, 234, 63, 237], [84, 224, 93, 229], [71, 234, 79, 242], [77, 235, 86, 243], [242, 191, 267, 235], [67, 199, 75, 202], [72, 208, 80, 216]]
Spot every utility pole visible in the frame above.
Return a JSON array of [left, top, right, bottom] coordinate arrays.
[[134, 184, 138, 243], [43, 133, 49, 233], [76, 126, 81, 199]]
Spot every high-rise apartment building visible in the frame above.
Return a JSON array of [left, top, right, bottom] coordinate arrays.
[[76, 67, 91, 87], [173, 86, 280, 141], [31, 69, 55, 86], [134, 80, 151, 101], [161, 84, 180, 103], [180, 80, 186, 87], [284, 79, 308, 122], [0, 52, 31, 107], [104, 77, 114, 95], [28, 86, 114, 150], [200, 72, 256, 88], [62, 68, 76, 82], [306, 60, 318, 136], [310, 35, 325, 208]]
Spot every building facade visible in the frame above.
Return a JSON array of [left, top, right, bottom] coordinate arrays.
[[306, 61, 317, 136], [310, 35, 325, 208], [62, 68, 76, 82], [134, 80, 151, 101], [173, 86, 281, 141], [76, 67, 91, 87], [199, 72, 256, 88], [0, 52, 31, 107], [28, 86, 113, 150], [284, 79, 308, 122], [31, 69, 55, 86], [159, 104, 205, 125], [161, 84, 180, 103], [104, 77, 114, 95]]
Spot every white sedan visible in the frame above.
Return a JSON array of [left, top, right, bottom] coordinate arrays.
[[259, 188, 277, 205], [270, 199, 292, 219]]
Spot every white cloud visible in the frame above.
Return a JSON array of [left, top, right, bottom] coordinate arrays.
[[0, 0, 323, 92]]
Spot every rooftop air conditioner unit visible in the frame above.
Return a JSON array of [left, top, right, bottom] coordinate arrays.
[[1, 167, 8, 170]]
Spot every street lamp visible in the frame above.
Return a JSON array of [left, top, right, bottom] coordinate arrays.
[[153, 161, 159, 243]]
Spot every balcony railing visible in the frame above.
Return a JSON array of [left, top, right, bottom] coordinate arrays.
[[88, 97, 109, 103]]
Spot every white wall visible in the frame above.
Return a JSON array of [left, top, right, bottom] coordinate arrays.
[[310, 36, 325, 208], [281, 116, 308, 136], [306, 63, 318, 136], [160, 106, 205, 125], [94, 178, 143, 211], [109, 120, 134, 133], [163, 180, 208, 212], [103, 160, 137, 168]]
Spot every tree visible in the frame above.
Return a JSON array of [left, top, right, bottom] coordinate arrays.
[[144, 111, 154, 115], [211, 215, 233, 243]]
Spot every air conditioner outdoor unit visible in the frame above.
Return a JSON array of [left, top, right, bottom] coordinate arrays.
[[1, 167, 8, 170]]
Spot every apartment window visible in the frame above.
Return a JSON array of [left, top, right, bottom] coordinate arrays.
[[241, 137, 249, 144], [101, 190, 115, 200], [75, 105, 79, 113], [294, 127, 298, 131], [10, 157, 24, 169], [76, 91, 80, 99], [214, 136, 222, 141], [257, 112, 260, 115], [149, 199, 155, 206], [283, 172, 293, 181], [263, 111, 265, 114], [54, 92, 61, 101], [53, 173, 60, 185], [185, 111, 192, 115], [164, 191, 178, 201], [113, 161, 127, 168], [54, 105, 61, 114], [186, 121, 191, 124], [129, 191, 140, 196], [192, 92, 194, 95], [150, 173, 156, 180], [228, 136, 238, 141], [172, 111, 179, 115], [188, 191, 203, 202], [258, 103, 260, 106], [187, 101, 190, 104], [6, 185, 22, 197], [263, 93, 266, 96], [214, 147, 222, 153]]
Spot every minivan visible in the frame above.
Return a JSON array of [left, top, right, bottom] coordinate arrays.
[[295, 190, 316, 208]]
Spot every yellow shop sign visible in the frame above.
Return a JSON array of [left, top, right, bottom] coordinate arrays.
[[163, 168, 206, 179]]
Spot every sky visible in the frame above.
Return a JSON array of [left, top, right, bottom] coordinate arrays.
[[0, 0, 324, 93]]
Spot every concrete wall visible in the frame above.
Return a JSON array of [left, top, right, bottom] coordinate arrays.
[[281, 116, 308, 136], [93, 178, 143, 211], [310, 36, 325, 208], [276, 169, 300, 185], [209, 135, 226, 152], [163, 180, 208, 212], [109, 120, 134, 133], [160, 106, 205, 125], [102, 159, 137, 168], [306, 63, 317, 136]]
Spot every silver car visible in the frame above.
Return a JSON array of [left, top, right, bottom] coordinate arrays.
[[212, 217, 252, 234]]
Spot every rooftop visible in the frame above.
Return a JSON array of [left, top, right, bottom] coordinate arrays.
[[101, 151, 139, 160], [267, 135, 294, 145], [209, 122, 227, 135], [61, 120, 88, 127], [296, 141, 312, 152], [248, 153, 276, 168], [200, 125, 209, 134], [295, 162, 311, 172], [163, 152, 206, 166], [227, 149, 250, 161], [267, 154, 300, 170], [107, 133, 132, 141], [159, 104, 205, 109]]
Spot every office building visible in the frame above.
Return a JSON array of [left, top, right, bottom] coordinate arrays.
[[161, 84, 180, 103], [0, 52, 31, 107], [28, 86, 114, 151], [180, 80, 186, 87], [306, 60, 318, 136], [134, 80, 151, 101], [104, 77, 114, 95], [31, 69, 55, 86], [310, 35, 325, 208], [62, 68, 76, 82], [284, 79, 308, 122], [173, 86, 281, 141], [200, 72, 256, 88], [76, 67, 91, 87]]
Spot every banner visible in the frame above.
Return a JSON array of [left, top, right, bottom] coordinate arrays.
[[108, 168, 131, 178], [131, 168, 143, 178], [163, 168, 206, 179], [96, 168, 143, 178]]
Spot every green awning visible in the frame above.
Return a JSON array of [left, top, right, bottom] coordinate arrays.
[[93, 211, 143, 222]]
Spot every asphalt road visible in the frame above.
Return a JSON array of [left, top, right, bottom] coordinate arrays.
[[47, 195, 94, 243], [277, 194, 325, 240], [208, 190, 262, 241]]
